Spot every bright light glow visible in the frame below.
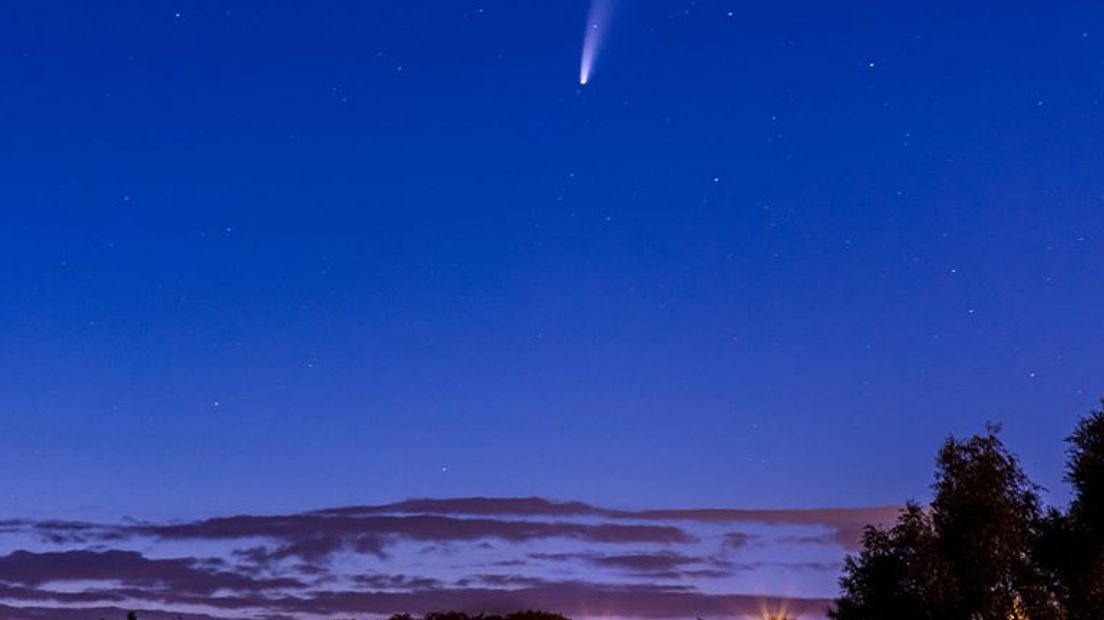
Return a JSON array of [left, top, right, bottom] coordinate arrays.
[[579, 0, 616, 85], [754, 597, 793, 620]]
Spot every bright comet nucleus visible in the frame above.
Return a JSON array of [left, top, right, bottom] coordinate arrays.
[[579, 0, 616, 85]]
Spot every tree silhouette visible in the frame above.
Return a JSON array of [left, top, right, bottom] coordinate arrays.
[[1036, 404, 1104, 617], [830, 503, 949, 619], [932, 426, 1060, 619], [831, 425, 1063, 619]]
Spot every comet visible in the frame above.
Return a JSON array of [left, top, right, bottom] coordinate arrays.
[[579, 0, 616, 85]]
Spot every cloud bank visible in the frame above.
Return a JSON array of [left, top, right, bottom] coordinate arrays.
[[0, 497, 899, 620]]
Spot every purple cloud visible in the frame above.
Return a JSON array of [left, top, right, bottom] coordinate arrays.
[[0, 497, 892, 619], [0, 550, 304, 595], [131, 513, 691, 550]]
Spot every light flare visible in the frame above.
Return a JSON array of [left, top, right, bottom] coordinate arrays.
[[754, 597, 794, 620]]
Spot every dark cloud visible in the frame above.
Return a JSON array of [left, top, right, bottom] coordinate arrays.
[[780, 527, 870, 551], [1, 582, 832, 619], [457, 574, 552, 588], [723, 531, 755, 549], [529, 551, 735, 578], [0, 497, 891, 619], [314, 497, 599, 519], [0, 582, 130, 604], [15, 497, 890, 557], [0, 604, 238, 620], [0, 550, 304, 595], [727, 561, 843, 572], [829, 523, 871, 551], [234, 534, 388, 567], [0, 556, 832, 619], [354, 573, 445, 590], [268, 582, 832, 619], [0, 518, 29, 530], [588, 552, 702, 573], [307, 497, 899, 551], [315, 496, 898, 527], [131, 513, 690, 551], [625, 506, 900, 527]]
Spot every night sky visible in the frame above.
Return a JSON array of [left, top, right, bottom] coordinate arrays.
[[2, 1, 1103, 618]]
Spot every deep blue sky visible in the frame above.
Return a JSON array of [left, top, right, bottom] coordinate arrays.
[[2, 0, 1102, 520]]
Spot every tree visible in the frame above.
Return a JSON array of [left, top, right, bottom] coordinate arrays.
[[829, 504, 949, 620], [831, 426, 1062, 620], [930, 426, 1061, 620], [1036, 405, 1104, 617]]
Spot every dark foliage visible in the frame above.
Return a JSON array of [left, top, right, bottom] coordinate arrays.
[[833, 406, 1104, 620], [1036, 406, 1104, 618], [831, 503, 950, 620], [833, 425, 1059, 620]]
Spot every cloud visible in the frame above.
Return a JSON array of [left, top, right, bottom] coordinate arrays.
[[316, 496, 898, 525], [589, 552, 701, 573], [0, 550, 304, 595], [0, 604, 238, 620], [267, 582, 833, 619], [0, 553, 833, 619], [723, 531, 755, 549], [130, 513, 691, 552], [779, 527, 870, 552], [14, 497, 894, 556], [0, 582, 831, 620], [0, 496, 896, 619], [314, 498, 600, 519], [309, 497, 899, 551], [354, 573, 445, 590], [726, 561, 843, 573], [457, 575, 551, 588], [530, 551, 721, 576]]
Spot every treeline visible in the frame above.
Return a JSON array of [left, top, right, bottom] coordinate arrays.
[[831, 404, 1104, 619], [387, 612, 569, 620]]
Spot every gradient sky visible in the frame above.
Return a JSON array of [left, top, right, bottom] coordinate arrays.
[[1, 1, 1103, 617]]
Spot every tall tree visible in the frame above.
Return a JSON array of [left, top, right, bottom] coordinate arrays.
[[1038, 405, 1104, 617], [832, 426, 1062, 620], [829, 503, 949, 620], [930, 426, 1060, 620]]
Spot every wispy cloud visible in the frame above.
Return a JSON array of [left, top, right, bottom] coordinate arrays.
[[0, 497, 898, 619], [0, 550, 303, 594]]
